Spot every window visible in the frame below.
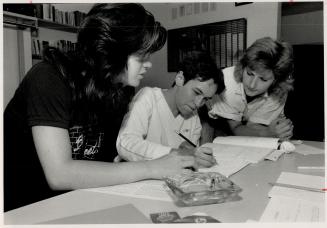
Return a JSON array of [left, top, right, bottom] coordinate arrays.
[[168, 18, 246, 71]]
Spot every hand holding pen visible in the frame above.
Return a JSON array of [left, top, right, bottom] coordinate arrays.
[[176, 131, 217, 169]]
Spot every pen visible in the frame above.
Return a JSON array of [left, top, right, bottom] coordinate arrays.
[[175, 131, 218, 166], [269, 182, 325, 193], [175, 131, 196, 147]]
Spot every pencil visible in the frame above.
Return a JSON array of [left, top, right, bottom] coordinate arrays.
[[175, 131, 196, 147], [269, 182, 325, 193]]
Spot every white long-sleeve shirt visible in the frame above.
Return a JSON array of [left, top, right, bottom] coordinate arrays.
[[116, 87, 202, 161]]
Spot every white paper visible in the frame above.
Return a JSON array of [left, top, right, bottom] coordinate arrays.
[[268, 172, 325, 203], [268, 186, 324, 203], [260, 196, 325, 222], [262, 172, 326, 222], [265, 149, 285, 161], [85, 180, 173, 202], [213, 136, 280, 149], [276, 172, 325, 189], [199, 157, 250, 177], [202, 143, 273, 163]]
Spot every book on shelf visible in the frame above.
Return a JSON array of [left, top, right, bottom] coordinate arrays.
[[39, 3, 86, 27], [32, 38, 76, 60], [32, 38, 41, 56], [5, 3, 86, 27], [3, 4, 36, 17]]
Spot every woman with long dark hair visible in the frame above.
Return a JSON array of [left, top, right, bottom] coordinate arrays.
[[4, 3, 195, 211]]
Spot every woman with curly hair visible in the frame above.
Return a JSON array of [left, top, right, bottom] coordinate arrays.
[[4, 3, 196, 211], [207, 37, 294, 140]]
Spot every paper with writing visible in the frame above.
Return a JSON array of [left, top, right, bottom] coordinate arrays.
[[260, 196, 324, 222], [261, 172, 325, 222]]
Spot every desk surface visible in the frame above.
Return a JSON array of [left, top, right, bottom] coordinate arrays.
[[4, 141, 325, 224]]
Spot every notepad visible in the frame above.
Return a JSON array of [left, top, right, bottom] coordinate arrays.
[[268, 172, 325, 202], [260, 196, 325, 222], [41, 204, 150, 224], [260, 172, 325, 222]]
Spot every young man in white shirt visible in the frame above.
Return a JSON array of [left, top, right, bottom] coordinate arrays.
[[116, 52, 225, 169]]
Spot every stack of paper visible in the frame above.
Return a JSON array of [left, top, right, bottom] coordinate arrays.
[[260, 172, 325, 222]]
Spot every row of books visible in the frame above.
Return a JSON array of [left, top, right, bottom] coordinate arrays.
[[3, 3, 86, 27], [32, 38, 77, 57], [39, 4, 86, 27]]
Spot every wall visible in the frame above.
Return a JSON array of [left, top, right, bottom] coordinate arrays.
[[140, 2, 280, 89], [281, 10, 323, 45]]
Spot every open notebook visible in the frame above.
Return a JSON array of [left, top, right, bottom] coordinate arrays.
[[199, 136, 281, 177]]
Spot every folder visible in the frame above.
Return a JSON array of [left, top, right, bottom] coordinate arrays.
[[40, 204, 151, 224]]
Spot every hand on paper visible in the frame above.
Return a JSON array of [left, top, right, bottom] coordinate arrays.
[[178, 143, 217, 169], [151, 149, 195, 178], [269, 117, 293, 140], [194, 147, 217, 169]]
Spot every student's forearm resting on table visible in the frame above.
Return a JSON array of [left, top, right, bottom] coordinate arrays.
[[228, 120, 272, 137], [228, 119, 293, 139], [32, 126, 195, 191]]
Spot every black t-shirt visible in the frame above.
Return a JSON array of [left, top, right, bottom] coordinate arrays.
[[4, 62, 72, 211], [4, 61, 132, 211]]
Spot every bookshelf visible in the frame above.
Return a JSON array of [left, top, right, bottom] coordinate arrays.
[[3, 3, 86, 63], [38, 19, 79, 33], [3, 3, 87, 108], [3, 11, 79, 33], [3, 11, 37, 30]]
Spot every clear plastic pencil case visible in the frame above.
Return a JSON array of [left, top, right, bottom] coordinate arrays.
[[164, 172, 242, 206]]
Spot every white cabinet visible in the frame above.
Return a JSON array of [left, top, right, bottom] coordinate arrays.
[[3, 12, 34, 108]]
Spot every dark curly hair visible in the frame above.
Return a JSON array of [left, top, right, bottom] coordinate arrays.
[[43, 3, 167, 125], [178, 51, 225, 94]]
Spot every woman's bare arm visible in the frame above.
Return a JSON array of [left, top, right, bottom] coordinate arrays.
[[32, 126, 195, 190]]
